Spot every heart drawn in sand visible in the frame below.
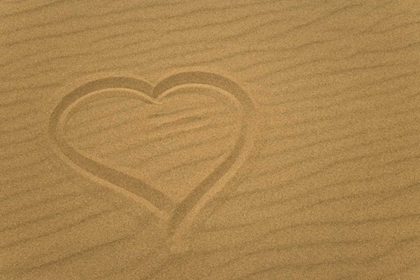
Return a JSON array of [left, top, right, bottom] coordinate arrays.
[[48, 71, 256, 249]]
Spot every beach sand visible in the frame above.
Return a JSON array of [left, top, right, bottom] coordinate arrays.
[[1, 1, 420, 279]]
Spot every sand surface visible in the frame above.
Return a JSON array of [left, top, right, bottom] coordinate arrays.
[[1, 1, 420, 279]]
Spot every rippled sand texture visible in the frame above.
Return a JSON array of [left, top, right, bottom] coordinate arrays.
[[1, 1, 420, 279]]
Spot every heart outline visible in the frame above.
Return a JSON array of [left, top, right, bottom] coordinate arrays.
[[48, 71, 256, 249]]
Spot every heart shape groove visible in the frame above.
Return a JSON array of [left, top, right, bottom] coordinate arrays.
[[48, 71, 256, 249]]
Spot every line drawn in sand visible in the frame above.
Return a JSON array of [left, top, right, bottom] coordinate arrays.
[[48, 71, 257, 252]]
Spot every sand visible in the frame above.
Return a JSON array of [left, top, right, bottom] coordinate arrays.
[[1, 0, 420, 279]]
